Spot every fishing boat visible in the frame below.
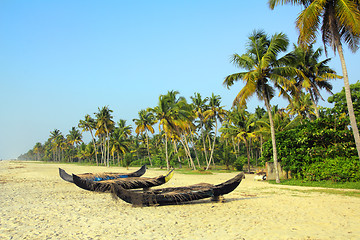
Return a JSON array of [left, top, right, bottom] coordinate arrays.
[[59, 165, 146, 183], [112, 172, 244, 206], [72, 169, 174, 192]]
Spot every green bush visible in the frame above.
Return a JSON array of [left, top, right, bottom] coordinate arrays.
[[304, 156, 360, 182], [233, 156, 247, 171]]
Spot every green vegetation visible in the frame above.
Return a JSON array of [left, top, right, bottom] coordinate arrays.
[[19, 1, 360, 185]]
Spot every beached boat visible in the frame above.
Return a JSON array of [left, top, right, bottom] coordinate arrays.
[[72, 169, 174, 192], [112, 172, 245, 206], [59, 165, 146, 183]]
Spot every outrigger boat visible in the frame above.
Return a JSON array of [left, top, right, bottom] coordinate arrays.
[[111, 172, 245, 206], [59, 165, 146, 183], [72, 169, 174, 192]]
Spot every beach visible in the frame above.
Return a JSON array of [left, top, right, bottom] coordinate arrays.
[[0, 161, 359, 240]]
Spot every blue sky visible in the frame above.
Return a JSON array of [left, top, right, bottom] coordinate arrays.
[[0, 1, 359, 159]]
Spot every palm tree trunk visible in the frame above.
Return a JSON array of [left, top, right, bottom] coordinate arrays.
[[244, 138, 251, 173], [264, 96, 281, 183], [89, 130, 98, 166], [146, 133, 152, 166], [165, 134, 170, 170], [180, 136, 196, 170], [188, 129, 201, 168], [202, 134, 209, 166], [309, 92, 320, 118], [206, 120, 218, 170], [337, 44, 360, 160]]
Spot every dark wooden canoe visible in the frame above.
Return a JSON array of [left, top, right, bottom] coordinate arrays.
[[72, 169, 174, 192], [59, 165, 146, 183], [112, 172, 245, 206]]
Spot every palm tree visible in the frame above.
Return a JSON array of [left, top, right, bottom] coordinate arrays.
[[150, 91, 195, 170], [269, 0, 360, 160], [190, 92, 209, 167], [133, 109, 156, 166], [33, 142, 43, 161], [49, 129, 62, 161], [78, 114, 98, 165], [203, 93, 226, 170], [95, 106, 115, 167], [150, 92, 178, 170], [110, 127, 130, 166], [287, 92, 316, 122], [289, 44, 341, 118], [67, 127, 83, 162], [224, 30, 296, 183], [220, 107, 256, 173]]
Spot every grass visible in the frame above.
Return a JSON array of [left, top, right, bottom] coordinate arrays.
[[268, 179, 360, 190]]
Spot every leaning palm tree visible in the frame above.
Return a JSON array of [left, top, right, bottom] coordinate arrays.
[[224, 30, 297, 183], [269, 0, 360, 160], [133, 109, 156, 166]]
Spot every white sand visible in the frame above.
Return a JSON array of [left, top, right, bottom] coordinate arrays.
[[0, 161, 359, 240]]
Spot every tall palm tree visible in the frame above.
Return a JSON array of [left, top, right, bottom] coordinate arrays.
[[190, 92, 209, 167], [67, 127, 83, 162], [203, 93, 226, 170], [110, 127, 130, 166], [150, 91, 195, 170], [95, 106, 115, 167], [78, 114, 98, 165], [269, 0, 360, 160], [289, 44, 341, 118], [33, 142, 43, 161], [220, 107, 256, 173], [49, 129, 62, 161], [150, 91, 178, 170], [224, 30, 296, 183], [133, 109, 156, 166]]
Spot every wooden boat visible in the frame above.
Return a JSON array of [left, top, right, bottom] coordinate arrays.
[[59, 165, 146, 183], [112, 172, 245, 206], [72, 169, 174, 192]]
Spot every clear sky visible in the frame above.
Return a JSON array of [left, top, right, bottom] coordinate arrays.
[[0, 0, 359, 160]]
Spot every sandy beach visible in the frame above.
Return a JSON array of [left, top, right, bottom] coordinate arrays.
[[0, 161, 359, 240]]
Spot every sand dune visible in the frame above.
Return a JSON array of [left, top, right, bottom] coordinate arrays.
[[0, 161, 359, 240]]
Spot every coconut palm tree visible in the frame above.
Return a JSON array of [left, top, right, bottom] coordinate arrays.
[[269, 0, 360, 160], [95, 106, 115, 167], [203, 93, 226, 170], [78, 114, 98, 165], [289, 44, 341, 118], [220, 107, 256, 173], [49, 129, 62, 161], [133, 109, 156, 166], [150, 91, 195, 170], [287, 92, 316, 122], [110, 127, 130, 166], [150, 91, 178, 170], [67, 127, 83, 162], [190, 92, 209, 167], [224, 30, 297, 183]]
